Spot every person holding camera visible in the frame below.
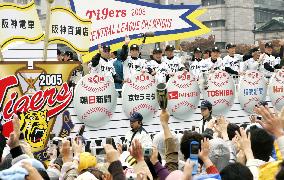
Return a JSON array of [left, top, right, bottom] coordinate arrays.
[[124, 112, 152, 148]]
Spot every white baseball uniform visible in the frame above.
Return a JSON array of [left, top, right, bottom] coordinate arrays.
[[188, 59, 202, 78], [123, 57, 147, 80], [88, 57, 116, 78], [163, 56, 185, 75], [207, 58, 223, 71], [261, 53, 281, 77], [243, 58, 261, 71], [146, 60, 169, 83], [223, 54, 242, 73]]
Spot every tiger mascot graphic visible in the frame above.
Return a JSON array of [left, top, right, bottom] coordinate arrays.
[[19, 110, 49, 151]]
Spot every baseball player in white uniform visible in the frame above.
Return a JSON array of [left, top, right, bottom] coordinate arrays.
[[120, 37, 147, 80], [88, 45, 123, 83], [261, 42, 281, 78], [162, 45, 185, 77], [242, 47, 262, 72], [207, 46, 223, 71], [189, 47, 202, 78], [146, 47, 169, 83], [223, 43, 242, 76]]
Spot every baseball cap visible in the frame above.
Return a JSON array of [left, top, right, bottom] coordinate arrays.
[[251, 47, 260, 53], [153, 47, 163, 54], [194, 47, 202, 53], [226, 43, 236, 49], [165, 45, 175, 51], [129, 112, 143, 122], [212, 46, 220, 52], [64, 51, 73, 59], [265, 42, 273, 48], [200, 100, 212, 109], [130, 44, 139, 51], [103, 45, 111, 52]]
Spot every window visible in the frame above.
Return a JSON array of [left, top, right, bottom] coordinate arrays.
[[203, 20, 226, 27], [202, 0, 225, 6], [4, 0, 14, 2]]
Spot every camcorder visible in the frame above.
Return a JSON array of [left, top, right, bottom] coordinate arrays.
[[156, 83, 168, 109]]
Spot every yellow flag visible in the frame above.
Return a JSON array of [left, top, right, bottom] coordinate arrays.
[[0, 0, 44, 49], [49, 7, 92, 54]]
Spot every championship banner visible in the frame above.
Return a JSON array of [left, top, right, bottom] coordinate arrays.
[[73, 74, 117, 128], [269, 69, 284, 111], [167, 71, 200, 119], [122, 72, 158, 122], [49, 7, 92, 54], [203, 71, 235, 115], [239, 70, 267, 114], [0, 0, 44, 49], [0, 61, 80, 161], [70, 0, 210, 63]]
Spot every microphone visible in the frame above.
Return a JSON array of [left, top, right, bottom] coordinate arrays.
[[156, 83, 168, 110], [143, 32, 155, 37], [140, 32, 155, 43]]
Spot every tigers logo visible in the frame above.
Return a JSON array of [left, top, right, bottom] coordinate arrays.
[[19, 110, 49, 149], [0, 61, 80, 158]]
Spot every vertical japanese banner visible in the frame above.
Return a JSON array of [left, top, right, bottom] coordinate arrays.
[[49, 7, 92, 54], [69, 0, 210, 63], [0, 0, 44, 53]]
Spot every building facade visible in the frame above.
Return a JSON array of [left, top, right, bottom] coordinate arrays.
[[254, 17, 284, 42]]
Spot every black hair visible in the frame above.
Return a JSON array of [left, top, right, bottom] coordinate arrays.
[[249, 126, 274, 162], [227, 123, 240, 140], [80, 168, 104, 180], [240, 123, 248, 129], [276, 161, 284, 180], [220, 162, 253, 180], [57, 49, 61, 56], [180, 130, 203, 164]]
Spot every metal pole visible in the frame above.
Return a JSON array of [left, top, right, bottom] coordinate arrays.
[[43, 0, 54, 61]]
